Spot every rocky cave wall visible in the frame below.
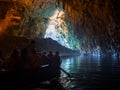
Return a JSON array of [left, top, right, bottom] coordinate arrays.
[[58, 0, 120, 55], [0, 0, 120, 55]]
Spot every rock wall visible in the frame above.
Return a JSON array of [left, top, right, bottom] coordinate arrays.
[[0, 0, 119, 55]]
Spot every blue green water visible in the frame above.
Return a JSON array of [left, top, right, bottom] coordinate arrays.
[[61, 55, 120, 90]]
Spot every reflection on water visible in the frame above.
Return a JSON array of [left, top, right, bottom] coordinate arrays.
[[61, 55, 120, 90]]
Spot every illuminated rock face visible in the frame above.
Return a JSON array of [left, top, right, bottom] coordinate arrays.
[[59, 0, 120, 55], [0, 0, 80, 50], [44, 9, 80, 50], [0, 0, 119, 55]]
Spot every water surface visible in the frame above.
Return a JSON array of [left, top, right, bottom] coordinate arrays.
[[61, 55, 120, 90]]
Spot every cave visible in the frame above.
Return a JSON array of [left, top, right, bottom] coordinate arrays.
[[0, 0, 119, 56], [0, 0, 120, 90]]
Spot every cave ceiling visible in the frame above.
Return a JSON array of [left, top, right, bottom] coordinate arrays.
[[0, 0, 120, 54]]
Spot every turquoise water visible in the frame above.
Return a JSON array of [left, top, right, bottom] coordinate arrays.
[[61, 55, 120, 90]]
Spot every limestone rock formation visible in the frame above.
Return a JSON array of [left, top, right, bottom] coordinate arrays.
[[0, 0, 119, 56]]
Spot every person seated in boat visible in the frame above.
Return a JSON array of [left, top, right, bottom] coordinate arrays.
[[20, 47, 33, 70], [54, 51, 61, 66], [27, 40, 36, 51], [29, 48, 42, 69], [0, 50, 4, 70], [53, 51, 61, 78], [47, 51, 54, 60], [41, 51, 50, 66], [5, 49, 20, 72], [47, 51, 55, 65]]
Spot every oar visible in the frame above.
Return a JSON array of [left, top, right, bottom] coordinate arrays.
[[60, 67, 71, 77]]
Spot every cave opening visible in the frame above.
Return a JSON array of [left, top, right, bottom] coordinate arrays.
[[44, 9, 70, 48], [44, 8, 80, 50]]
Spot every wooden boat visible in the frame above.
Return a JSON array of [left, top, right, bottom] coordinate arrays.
[[0, 63, 62, 89]]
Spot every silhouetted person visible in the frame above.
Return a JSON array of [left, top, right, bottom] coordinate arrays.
[[27, 40, 36, 52], [0, 50, 4, 70], [47, 51, 54, 59], [30, 48, 41, 69], [41, 52, 49, 65], [54, 51, 61, 66], [20, 48, 32, 70], [6, 49, 20, 72], [54, 51, 61, 78]]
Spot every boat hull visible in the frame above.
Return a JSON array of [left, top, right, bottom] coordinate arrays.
[[0, 64, 60, 88]]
